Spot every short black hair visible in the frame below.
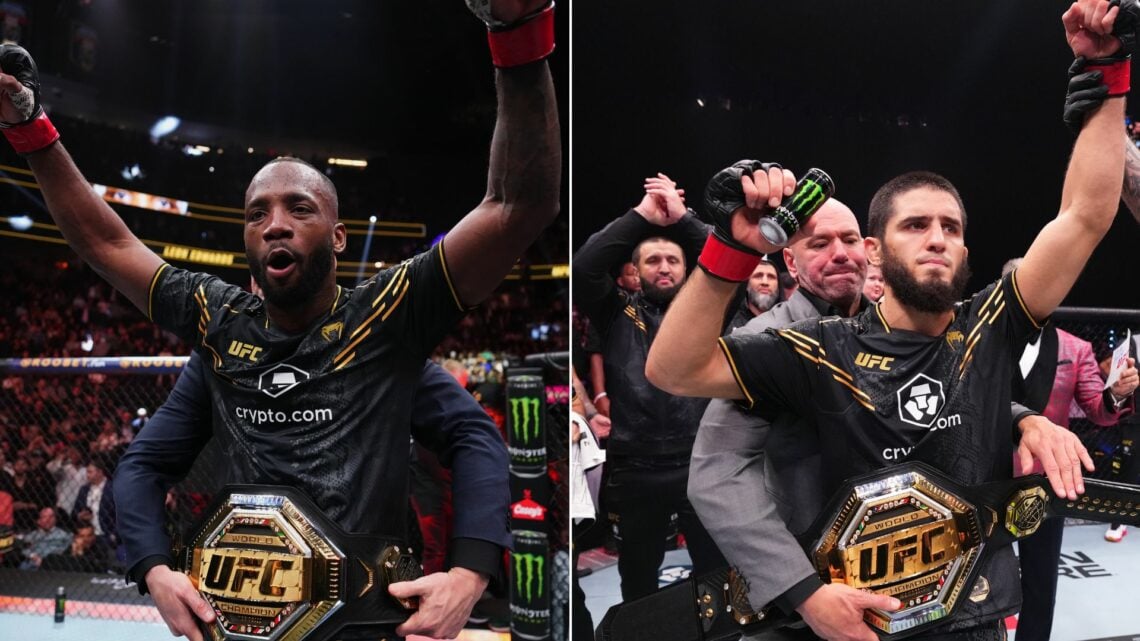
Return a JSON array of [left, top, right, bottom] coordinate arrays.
[[631, 236, 684, 268], [867, 171, 966, 240], [260, 156, 340, 217]]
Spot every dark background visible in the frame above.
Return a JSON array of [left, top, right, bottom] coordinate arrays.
[[3, 0, 568, 258], [28, 0, 569, 158], [573, 0, 1140, 308]]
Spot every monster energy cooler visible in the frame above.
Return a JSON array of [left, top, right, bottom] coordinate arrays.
[[507, 372, 547, 478], [510, 526, 551, 640]]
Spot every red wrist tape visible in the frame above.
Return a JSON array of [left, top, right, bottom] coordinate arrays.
[[698, 234, 762, 282], [2, 111, 59, 154], [487, 5, 555, 68], [1086, 57, 1131, 96]]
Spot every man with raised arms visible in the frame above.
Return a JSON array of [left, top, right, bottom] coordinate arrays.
[[647, 2, 1127, 638]]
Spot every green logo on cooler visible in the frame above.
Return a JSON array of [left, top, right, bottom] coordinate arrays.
[[512, 552, 545, 602], [510, 396, 542, 445]]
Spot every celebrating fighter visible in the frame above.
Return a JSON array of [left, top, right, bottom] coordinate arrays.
[[0, 0, 560, 639], [646, 1, 1128, 639]]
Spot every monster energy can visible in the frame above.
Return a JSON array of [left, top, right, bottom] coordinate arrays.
[[506, 373, 546, 478], [758, 167, 835, 247], [510, 529, 551, 640]]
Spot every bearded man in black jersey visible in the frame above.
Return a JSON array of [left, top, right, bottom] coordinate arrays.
[[0, 0, 561, 639], [647, 2, 1127, 639]]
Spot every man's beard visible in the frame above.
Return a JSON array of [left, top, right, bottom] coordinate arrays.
[[640, 277, 679, 305], [880, 245, 971, 314], [248, 240, 335, 310], [747, 289, 778, 313]]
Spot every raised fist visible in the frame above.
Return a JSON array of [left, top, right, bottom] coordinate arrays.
[[466, 0, 552, 30], [0, 44, 41, 125]]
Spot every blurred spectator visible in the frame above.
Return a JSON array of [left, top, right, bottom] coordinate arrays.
[[863, 264, 885, 302], [17, 507, 71, 570], [778, 270, 798, 301], [615, 262, 641, 293], [46, 445, 88, 524], [39, 524, 110, 573], [72, 461, 113, 540], [1, 455, 53, 531]]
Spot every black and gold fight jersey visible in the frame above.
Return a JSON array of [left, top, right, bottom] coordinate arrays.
[[720, 271, 1040, 495], [147, 244, 466, 537]]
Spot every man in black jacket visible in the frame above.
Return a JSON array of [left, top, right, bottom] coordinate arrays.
[[572, 173, 726, 601]]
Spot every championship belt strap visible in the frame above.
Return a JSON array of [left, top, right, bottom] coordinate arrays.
[[174, 485, 421, 641], [596, 463, 1140, 641]]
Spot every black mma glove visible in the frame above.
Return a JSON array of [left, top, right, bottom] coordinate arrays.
[[466, 0, 555, 68], [697, 160, 777, 282], [1112, 0, 1140, 56], [1073, 0, 1139, 121], [0, 44, 59, 154], [1064, 57, 1111, 133]]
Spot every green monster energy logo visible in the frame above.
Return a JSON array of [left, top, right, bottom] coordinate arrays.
[[510, 396, 542, 445], [512, 552, 545, 602], [787, 179, 826, 217]]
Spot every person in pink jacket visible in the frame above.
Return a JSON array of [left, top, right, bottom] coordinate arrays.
[[1006, 255, 1139, 641]]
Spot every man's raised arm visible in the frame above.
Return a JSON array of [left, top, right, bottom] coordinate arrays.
[[1122, 133, 1140, 220], [646, 161, 793, 399], [442, 1, 561, 307], [0, 45, 162, 314], [1018, 0, 1130, 320]]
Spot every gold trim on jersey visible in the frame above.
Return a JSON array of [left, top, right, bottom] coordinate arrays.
[[780, 328, 824, 354], [370, 262, 408, 311], [147, 263, 171, 321], [436, 242, 467, 312], [989, 301, 1006, 325], [334, 266, 412, 368], [1009, 270, 1042, 330], [353, 263, 410, 337], [382, 279, 410, 321], [717, 337, 755, 409], [820, 357, 856, 384], [980, 281, 1003, 313], [833, 375, 875, 411], [330, 285, 343, 314], [190, 285, 225, 370], [874, 302, 892, 333], [194, 286, 212, 322], [777, 328, 872, 411], [794, 347, 819, 364], [968, 287, 1003, 347], [623, 305, 647, 334], [334, 328, 371, 365], [333, 351, 357, 371], [959, 284, 1009, 378]]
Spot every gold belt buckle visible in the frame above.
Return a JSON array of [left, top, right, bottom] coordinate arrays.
[[179, 486, 416, 641]]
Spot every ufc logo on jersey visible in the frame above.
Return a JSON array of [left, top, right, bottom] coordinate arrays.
[[227, 340, 263, 363], [854, 352, 895, 371]]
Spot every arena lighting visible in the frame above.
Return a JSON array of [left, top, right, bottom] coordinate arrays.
[[328, 157, 368, 168], [7, 214, 32, 231], [182, 144, 211, 156], [120, 163, 143, 181], [149, 115, 181, 141], [356, 214, 379, 285]]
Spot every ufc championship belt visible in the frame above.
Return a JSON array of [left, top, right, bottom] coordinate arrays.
[[174, 485, 421, 641], [596, 462, 1140, 641]]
